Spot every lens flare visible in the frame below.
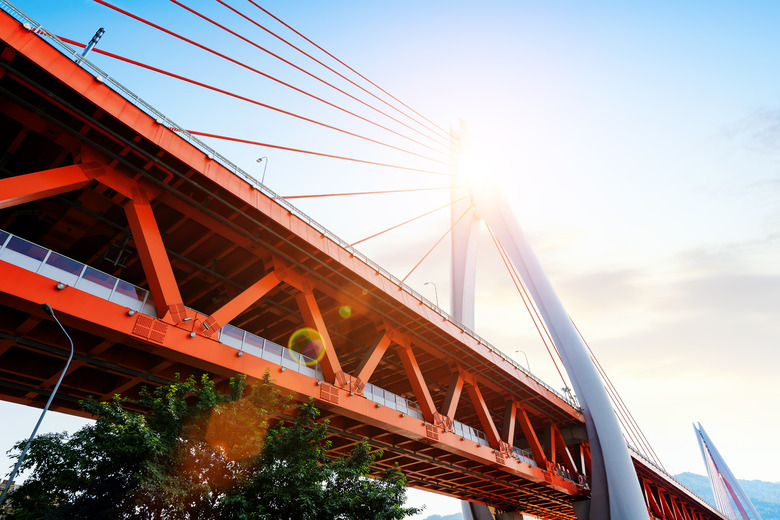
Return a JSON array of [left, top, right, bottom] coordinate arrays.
[[204, 398, 265, 461], [338, 305, 352, 319], [288, 327, 326, 366]]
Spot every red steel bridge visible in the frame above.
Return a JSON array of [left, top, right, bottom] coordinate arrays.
[[0, 5, 724, 520]]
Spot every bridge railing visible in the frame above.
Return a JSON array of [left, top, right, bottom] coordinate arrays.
[[0, 0, 578, 410], [363, 384, 424, 420], [453, 419, 491, 447], [0, 228, 551, 472], [218, 324, 324, 381], [511, 446, 538, 467], [0, 230, 157, 315]]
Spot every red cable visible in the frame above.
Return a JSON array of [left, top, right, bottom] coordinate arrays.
[[281, 186, 454, 199], [59, 37, 445, 165], [187, 130, 449, 176], [245, 0, 455, 145], [93, 0, 444, 155], [175, 0, 448, 150], [485, 223, 570, 390], [402, 206, 472, 283], [350, 196, 467, 247], [216, 0, 450, 146], [571, 320, 665, 468]]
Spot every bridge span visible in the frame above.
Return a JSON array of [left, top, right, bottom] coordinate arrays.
[[0, 6, 723, 519]]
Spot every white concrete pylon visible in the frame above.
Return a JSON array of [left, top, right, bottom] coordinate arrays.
[[469, 177, 649, 519], [450, 122, 493, 520], [450, 121, 480, 329], [694, 423, 762, 520]]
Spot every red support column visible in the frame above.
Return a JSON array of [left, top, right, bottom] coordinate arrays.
[[501, 400, 517, 447], [545, 424, 557, 465], [0, 165, 90, 210], [552, 425, 578, 475], [203, 269, 281, 334], [464, 377, 501, 449], [659, 489, 679, 520], [354, 330, 391, 387], [675, 498, 692, 520], [643, 480, 664, 519], [441, 371, 464, 420], [124, 192, 184, 321], [396, 342, 437, 423], [581, 443, 592, 477], [295, 290, 343, 384], [516, 406, 548, 469]]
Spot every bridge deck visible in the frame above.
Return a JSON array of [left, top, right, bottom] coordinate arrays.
[[0, 6, 724, 519]]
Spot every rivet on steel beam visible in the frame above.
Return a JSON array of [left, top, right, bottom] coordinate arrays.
[[400, 413, 405, 417], [189, 332, 196, 338], [237, 351, 243, 357], [155, 118, 162, 124], [207, 153, 214, 160], [375, 403, 381, 408], [95, 76, 104, 83], [280, 367, 286, 372], [56, 282, 65, 290], [316, 381, 323, 386], [349, 392, 354, 396], [126, 309, 135, 316], [460, 437, 465, 441]]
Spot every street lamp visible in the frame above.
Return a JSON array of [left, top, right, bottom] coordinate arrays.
[[514, 350, 530, 373], [0, 303, 74, 507], [256, 156, 268, 185], [423, 282, 439, 307]]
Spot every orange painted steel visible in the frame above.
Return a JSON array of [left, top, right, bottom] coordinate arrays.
[[124, 195, 185, 320], [206, 269, 282, 334], [0, 8, 726, 520], [0, 165, 91, 210]]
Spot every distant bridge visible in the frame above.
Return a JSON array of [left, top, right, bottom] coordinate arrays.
[[0, 5, 724, 519]]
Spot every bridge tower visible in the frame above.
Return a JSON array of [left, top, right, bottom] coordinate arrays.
[[450, 123, 648, 519], [694, 423, 762, 520]]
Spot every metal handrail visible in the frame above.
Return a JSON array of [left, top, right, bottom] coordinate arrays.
[[0, 0, 578, 410]]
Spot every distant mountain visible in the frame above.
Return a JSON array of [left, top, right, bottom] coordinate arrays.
[[417, 475, 780, 520], [674, 472, 780, 520]]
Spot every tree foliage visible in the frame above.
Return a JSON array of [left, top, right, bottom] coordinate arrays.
[[4, 373, 421, 520]]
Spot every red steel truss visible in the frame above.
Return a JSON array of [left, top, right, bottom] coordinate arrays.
[[0, 9, 724, 520]]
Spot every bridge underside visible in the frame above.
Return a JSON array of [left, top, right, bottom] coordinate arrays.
[[0, 8, 725, 520]]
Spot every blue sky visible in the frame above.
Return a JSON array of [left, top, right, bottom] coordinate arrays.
[[2, 0, 780, 516]]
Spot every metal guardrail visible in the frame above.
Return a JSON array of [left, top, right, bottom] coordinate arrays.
[[0, 0, 579, 410], [0, 230, 157, 315], [1, 228, 525, 465]]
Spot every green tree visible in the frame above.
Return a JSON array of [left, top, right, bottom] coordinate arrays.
[[3, 373, 421, 520], [222, 402, 420, 520]]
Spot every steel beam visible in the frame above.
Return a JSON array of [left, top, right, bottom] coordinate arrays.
[[396, 342, 437, 422], [295, 290, 343, 383], [205, 269, 281, 334], [124, 194, 184, 321], [0, 164, 90, 209]]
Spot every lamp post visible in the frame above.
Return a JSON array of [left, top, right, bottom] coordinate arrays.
[[256, 156, 268, 184], [514, 350, 530, 373], [423, 281, 439, 307], [0, 304, 74, 507]]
